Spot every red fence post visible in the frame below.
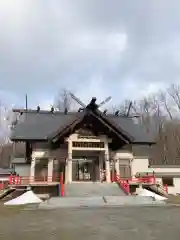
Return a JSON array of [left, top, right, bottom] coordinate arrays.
[[126, 180, 130, 194], [112, 169, 116, 182], [165, 184, 168, 193], [1, 182, 4, 190], [153, 171, 156, 184], [19, 176, 22, 185], [9, 174, 13, 185], [60, 172, 65, 197], [15, 176, 19, 185]]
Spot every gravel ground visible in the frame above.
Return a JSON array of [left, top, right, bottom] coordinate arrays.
[[0, 205, 180, 239]]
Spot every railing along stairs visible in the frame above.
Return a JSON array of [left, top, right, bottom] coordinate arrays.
[[114, 173, 168, 195], [6, 172, 66, 197], [115, 175, 130, 195]]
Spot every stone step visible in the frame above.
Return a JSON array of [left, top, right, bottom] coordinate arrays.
[[65, 182, 126, 197], [104, 196, 165, 206], [38, 196, 166, 209], [48, 196, 104, 207]]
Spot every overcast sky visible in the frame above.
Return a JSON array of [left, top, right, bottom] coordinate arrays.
[[0, 0, 180, 109]]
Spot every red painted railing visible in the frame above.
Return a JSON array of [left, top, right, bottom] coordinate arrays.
[[8, 172, 65, 197], [116, 175, 130, 194], [9, 174, 60, 185], [165, 184, 168, 193], [7, 172, 168, 197], [60, 172, 65, 197], [115, 173, 168, 194], [0, 182, 5, 190], [0, 181, 10, 191]]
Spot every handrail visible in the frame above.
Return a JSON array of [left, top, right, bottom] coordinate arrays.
[[8, 172, 65, 197], [156, 181, 168, 194], [133, 175, 168, 193], [115, 174, 168, 194], [116, 175, 130, 195], [9, 174, 61, 185], [117, 175, 156, 184], [0, 182, 5, 190]]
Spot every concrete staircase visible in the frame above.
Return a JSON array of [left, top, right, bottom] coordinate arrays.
[[65, 182, 126, 197], [36, 182, 166, 209], [38, 195, 165, 209], [0, 188, 16, 200]]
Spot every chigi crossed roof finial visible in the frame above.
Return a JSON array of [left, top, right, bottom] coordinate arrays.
[[69, 92, 138, 117], [69, 92, 112, 112]]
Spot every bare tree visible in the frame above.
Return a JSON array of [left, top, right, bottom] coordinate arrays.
[[54, 89, 72, 111], [110, 105, 118, 114], [119, 100, 133, 115], [158, 91, 173, 120], [109, 92, 172, 164], [0, 102, 16, 168], [121, 86, 180, 165], [111, 100, 135, 116], [167, 84, 180, 111], [152, 120, 180, 165], [131, 97, 155, 132], [0, 103, 13, 144]]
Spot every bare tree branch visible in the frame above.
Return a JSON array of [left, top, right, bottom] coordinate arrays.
[[111, 100, 136, 116], [54, 89, 72, 111], [158, 91, 173, 120], [167, 84, 180, 111]]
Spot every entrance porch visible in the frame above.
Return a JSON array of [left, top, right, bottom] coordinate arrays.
[[28, 148, 133, 185], [67, 150, 107, 183], [71, 156, 100, 182], [65, 140, 111, 183], [28, 123, 133, 185]]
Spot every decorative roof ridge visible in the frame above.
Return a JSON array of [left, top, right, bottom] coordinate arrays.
[[12, 109, 82, 115], [12, 108, 139, 119]]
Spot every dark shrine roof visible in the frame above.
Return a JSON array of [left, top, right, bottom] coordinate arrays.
[[10, 109, 155, 144]]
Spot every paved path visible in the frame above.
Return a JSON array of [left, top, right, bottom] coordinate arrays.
[[0, 206, 180, 239]]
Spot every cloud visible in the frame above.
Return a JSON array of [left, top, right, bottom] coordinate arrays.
[[0, 0, 180, 109], [76, 75, 110, 104], [70, 32, 128, 53]]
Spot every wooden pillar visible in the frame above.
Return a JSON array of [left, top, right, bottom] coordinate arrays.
[[105, 153, 111, 183], [48, 158, 53, 182], [66, 140, 72, 183], [104, 142, 111, 183], [115, 159, 120, 177], [30, 157, 35, 183], [99, 153, 104, 182]]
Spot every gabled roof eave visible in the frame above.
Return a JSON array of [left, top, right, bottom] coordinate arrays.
[[48, 110, 132, 144], [48, 113, 86, 142], [90, 110, 131, 143], [99, 113, 134, 142]]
